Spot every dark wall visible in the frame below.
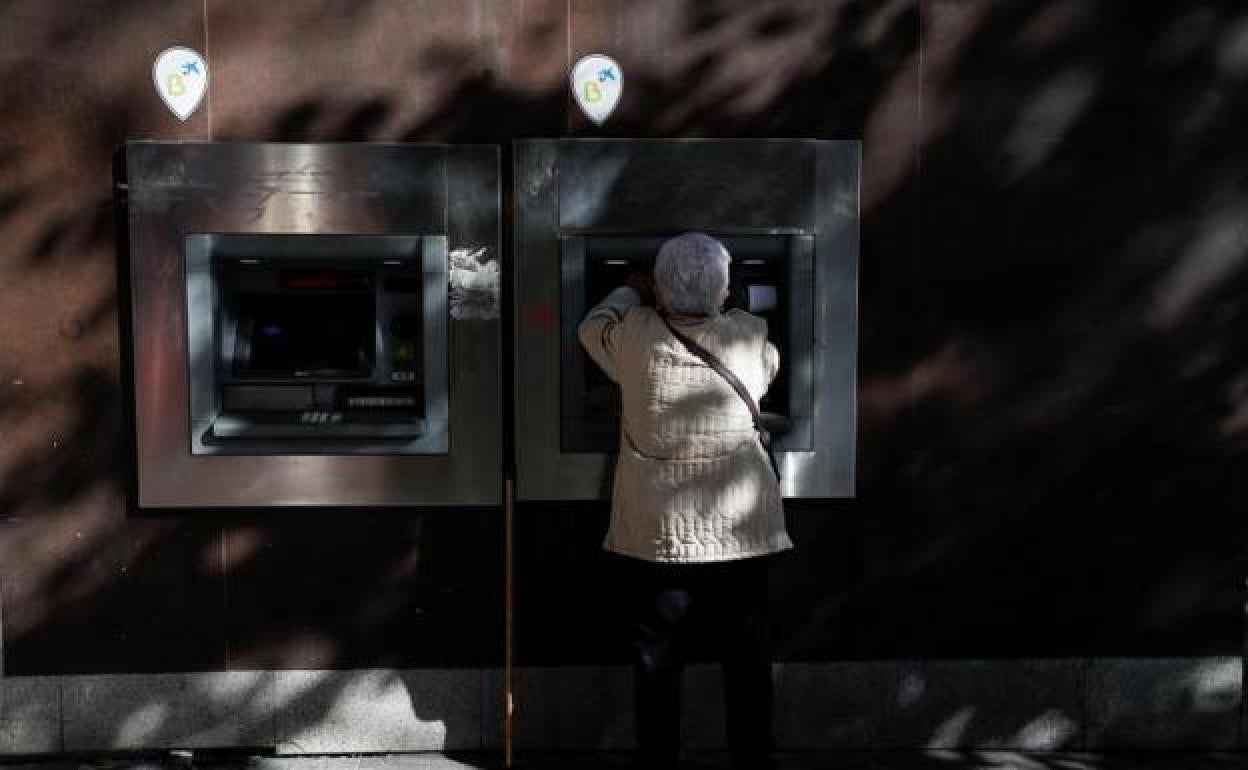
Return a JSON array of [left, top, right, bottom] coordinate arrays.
[[1, 0, 1246, 678]]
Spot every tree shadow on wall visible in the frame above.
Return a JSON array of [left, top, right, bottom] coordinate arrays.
[[894, 0, 1248, 662], [2, 0, 1248, 759], [501, 0, 1248, 751]]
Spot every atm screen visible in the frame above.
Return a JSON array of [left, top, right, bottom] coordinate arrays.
[[235, 293, 375, 378], [746, 284, 779, 314]]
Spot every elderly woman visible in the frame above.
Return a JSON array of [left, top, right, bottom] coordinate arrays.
[[578, 232, 792, 770]]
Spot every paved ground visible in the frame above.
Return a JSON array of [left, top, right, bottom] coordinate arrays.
[[505, 753, 1248, 770], [8, 753, 1248, 770]]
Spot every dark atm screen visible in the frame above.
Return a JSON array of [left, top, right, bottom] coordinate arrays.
[[235, 293, 375, 378]]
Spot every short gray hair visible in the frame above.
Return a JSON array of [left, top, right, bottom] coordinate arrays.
[[653, 232, 731, 315]]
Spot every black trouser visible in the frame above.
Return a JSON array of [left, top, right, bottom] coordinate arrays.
[[616, 554, 775, 770]]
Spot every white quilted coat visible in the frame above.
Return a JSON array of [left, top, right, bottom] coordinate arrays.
[[578, 287, 793, 563]]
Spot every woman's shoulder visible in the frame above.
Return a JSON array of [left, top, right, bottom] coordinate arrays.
[[721, 308, 769, 336], [619, 305, 666, 340], [624, 305, 661, 324]]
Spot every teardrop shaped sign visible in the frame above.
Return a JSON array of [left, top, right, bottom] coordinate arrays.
[[153, 46, 208, 122], [570, 54, 623, 126]]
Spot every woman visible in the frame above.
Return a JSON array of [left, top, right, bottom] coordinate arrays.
[[578, 232, 793, 770]]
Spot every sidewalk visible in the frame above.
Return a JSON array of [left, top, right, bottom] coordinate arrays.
[[6, 753, 1248, 770]]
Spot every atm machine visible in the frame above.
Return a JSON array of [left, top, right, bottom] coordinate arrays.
[[119, 142, 501, 507], [513, 139, 859, 500]]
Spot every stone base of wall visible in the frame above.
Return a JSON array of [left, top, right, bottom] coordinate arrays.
[[0, 659, 1240, 755]]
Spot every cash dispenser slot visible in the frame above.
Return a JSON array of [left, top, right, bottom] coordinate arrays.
[[212, 383, 426, 441]]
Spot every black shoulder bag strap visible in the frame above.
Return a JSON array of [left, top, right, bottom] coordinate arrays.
[[661, 317, 782, 482]]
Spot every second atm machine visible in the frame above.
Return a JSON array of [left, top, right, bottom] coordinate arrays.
[[513, 139, 859, 500], [120, 142, 501, 508]]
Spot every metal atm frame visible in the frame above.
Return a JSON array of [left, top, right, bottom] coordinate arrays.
[[119, 141, 501, 508], [513, 138, 860, 500]]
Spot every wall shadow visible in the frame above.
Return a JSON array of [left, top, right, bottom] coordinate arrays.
[[0, 0, 1247, 757]]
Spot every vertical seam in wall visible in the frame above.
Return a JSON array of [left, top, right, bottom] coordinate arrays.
[[907, 0, 925, 616], [915, 0, 924, 180], [1233, 609, 1243, 748], [222, 530, 230, 670], [0, 574, 5, 677], [57, 676, 65, 752], [271, 671, 279, 749], [1236, 649, 1244, 749], [480, 667, 490, 752], [203, 0, 213, 139], [1233, 586, 1243, 748], [1079, 657, 1090, 751]]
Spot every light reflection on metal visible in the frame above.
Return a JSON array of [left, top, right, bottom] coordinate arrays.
[[119, 141, 502, 508]]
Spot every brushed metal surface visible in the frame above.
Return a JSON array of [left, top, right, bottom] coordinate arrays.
[[814, 141, 861, 497], [556, 138, 815, 232], [120, 141, 501, 508], [513, 138, 859, 500], [514, 140, 617, 500]]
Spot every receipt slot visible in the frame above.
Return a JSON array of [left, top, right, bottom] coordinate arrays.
[[514, 139, 859, 500], [118, 141, 501, 508]]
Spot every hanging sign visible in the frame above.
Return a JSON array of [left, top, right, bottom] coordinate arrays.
[[153, 46, 208, 121], [570, 54, 623, 125]]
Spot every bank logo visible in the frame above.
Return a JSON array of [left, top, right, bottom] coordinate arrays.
[[571, 54, 622, 125], [153, 46, 208, 122]]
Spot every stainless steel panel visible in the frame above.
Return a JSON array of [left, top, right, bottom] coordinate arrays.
[[558, 235, 591, 451], [811, 140, 861, 497], [556, 139, 815, 232], [514, 141, 614, 500], [444, 145, 504, 500], [513, 139, 858, 501], [420, 234, 451, 451], [121, 141, 501, 508], [775, 234, 815, 452]]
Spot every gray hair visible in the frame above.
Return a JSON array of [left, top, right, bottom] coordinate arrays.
[[653, 232, 731, 316]]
